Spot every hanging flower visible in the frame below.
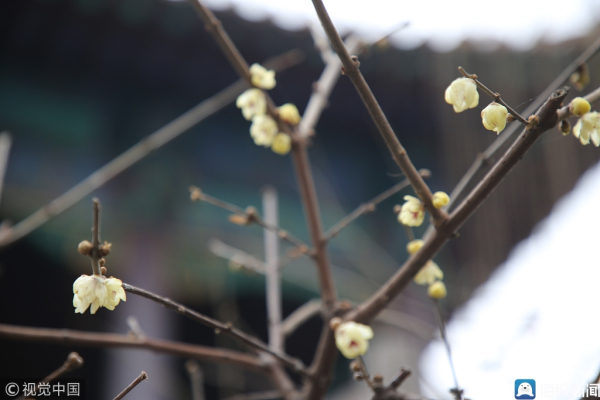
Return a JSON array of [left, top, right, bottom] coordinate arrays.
[[271, 133, 292, 155], [571, 97, 591, 117], [570, 64, 590, 91], [236, 89, 267, 121], [250, 63, 276, 90], [277, 103, 301, 125], [444, 77, 479, 113], [398, 195, 425, 227], [428, 281, 447, 299], [432, 191, 450, 209], [334, 321, 374, 359], [73, 274, 126, 314], [573, 111, 600, 147], [414, 260, 443, 286], [481, 102, 508, 134], [250, 115, 278, 147]]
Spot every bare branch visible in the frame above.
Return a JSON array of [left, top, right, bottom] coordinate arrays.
[[325, 170, 430, 241], [0, 132, 12, 208], [191, 187, 310, 252], [0, 323, 269, 372], [308, 23, 334, 63], [282, 300, 321, 337], [263, 186, 283, 352], [185, 361, 206, 400], [122, 283, 309, 376], [112, 371, 148, 400], [309, 0, 447, 227], [0, 51, 302, 248], [40, 352, 84, 384]]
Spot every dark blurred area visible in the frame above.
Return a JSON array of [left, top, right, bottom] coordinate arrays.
[[0, 0, 598, 398]]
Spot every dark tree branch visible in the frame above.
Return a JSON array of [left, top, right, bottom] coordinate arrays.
[[112, 371, 148, 400]]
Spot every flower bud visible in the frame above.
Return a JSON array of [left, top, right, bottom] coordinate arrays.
[[77, 240, 93, 256], [481, 102, 508, 134], [406, 239, 424, 255], [559, 120, 571, 136], [414, 261, 443, 286], [571, 97, 591, 117], [271, 133, 292, 155], [432, 191, 450, 209], [428, 281, 447, 299], [277, 104, 301, 125], [570, 63, 590, 91]]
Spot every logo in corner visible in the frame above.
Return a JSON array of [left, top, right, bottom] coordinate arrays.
[[515, 379, 536, 399]]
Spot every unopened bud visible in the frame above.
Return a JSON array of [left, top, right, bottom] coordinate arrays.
[[428, 281, 447, 300], [353, 373, 364, 381], [189, 186, 203, 201], [99, 242, 112, 256], [77, 240, 93, 256], [228, 214, 249, 226], [571, 97, 591, 117], [350, 360, 361, 372], [393, 205, 402, 214], [100, 266, 107, 275], [559, 120, 571, 136]]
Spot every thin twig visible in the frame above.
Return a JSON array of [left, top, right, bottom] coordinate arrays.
[[0, 132, 12, 208], [458, 67, 529, 125], [298, 35, 362, 138], [0, 323, 269, 372], [0, 51, 302, 248], [325, 171, 430, 240], [446, 36, 600, 212], [90, 199, 102, 276], [310, 0, 447, 227], [21, 352, 84, 400], [191, 187, 310, 252], [122, 283, 309, 376], [185, 360, 206, 400], [309, 23, 334, 63], [282, 300, 322, 337], [348, 87, 569, 323], [432, 300, 460, 394], [356, 355, 375, 391], [112, 371, 148, 400], [208, 238, 268, 273], [263, 186, 283, 352]]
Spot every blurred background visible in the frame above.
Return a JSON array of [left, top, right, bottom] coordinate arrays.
[[0, 0, 599, 398]]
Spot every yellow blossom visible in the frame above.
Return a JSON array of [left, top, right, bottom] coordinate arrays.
[[277, 103, 301, 125], [236, 89, 267, 121], [271, 133, 292, 155], [334, 321, 374, 359], [428, 281, 447, 299], [481, 102, 508, 134], [398, 195, 425, 227], [250, 63, 276, 90], [406, 239, 424, 255], [570, 64, 590, 91], [573, 111, 600, 147], [250, 115, 278, 147], [73, 274, 126, 314], [444, 77, 479, 113], [414, 260, 443, 286], [571, 97, 591, 117], [432, 191, 450, 209]]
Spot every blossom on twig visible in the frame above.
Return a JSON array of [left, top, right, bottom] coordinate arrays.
[[250, 63, 276, 90], [432, 191, 450, 209], [277, 103, 301, 125], [428, 281, 447, 299], [414, 260, 443, 286], [481, 102, 508, 134], [445, 77, 479, 113], [271, 133, 291, 155], [573, 111, 600, 146], [406, 239, 424, 255], [236, 89, 267, 121], [250, 115, 278, 147], [73, 274, 126, 314], [398, 195, 425, 227], [334, 321, 374, 359]]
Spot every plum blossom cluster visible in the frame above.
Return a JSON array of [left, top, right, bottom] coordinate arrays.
[[73, 274, 126, 314], [406, 239, 446, 299], [397, 191, 449, 227], [568, 97, 599, 147], [331, 318, 374, 359], [236, 63, 301, 155], [445, 77, 508, 134]]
